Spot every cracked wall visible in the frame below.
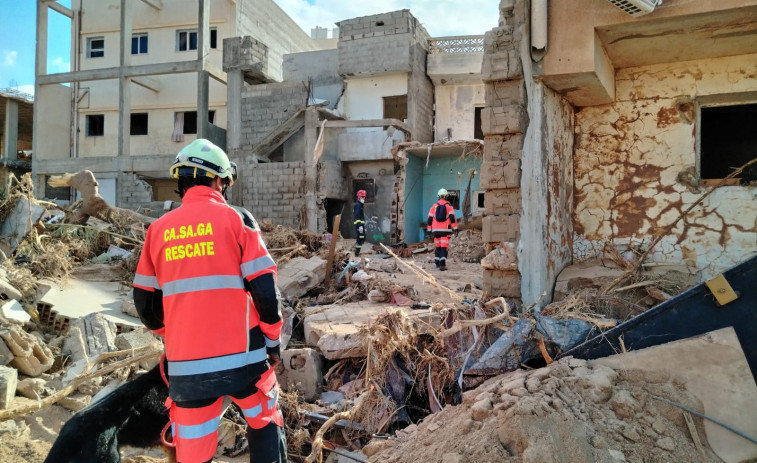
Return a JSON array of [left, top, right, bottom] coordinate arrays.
[[573, 53, 757, 279]]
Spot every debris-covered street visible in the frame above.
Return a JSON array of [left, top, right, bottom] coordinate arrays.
[[1, 171, 756, 463], [2, 0, 757, 462]]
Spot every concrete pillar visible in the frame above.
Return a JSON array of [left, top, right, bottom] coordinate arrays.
[[117, 0, 133, 158], [197, 0, 210, 138], [3, 100, 18, 159], [226, 69, 243, 150], [304, 107, 318, 233], [32, 1, 49, 189]]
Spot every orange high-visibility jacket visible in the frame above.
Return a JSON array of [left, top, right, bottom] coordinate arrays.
[[133, 187, 281, 401], [427, 199, 458, 235]]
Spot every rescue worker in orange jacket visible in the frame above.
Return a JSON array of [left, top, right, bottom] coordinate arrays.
[[133, 139, 286, 463], [427, 188, 458, 271]]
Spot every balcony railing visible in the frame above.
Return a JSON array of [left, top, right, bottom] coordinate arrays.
[[428, 35, 484, 54]]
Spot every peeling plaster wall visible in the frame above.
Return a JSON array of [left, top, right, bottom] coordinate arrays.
[[520, 81, 575, 307], [573, 54, 757, 279]]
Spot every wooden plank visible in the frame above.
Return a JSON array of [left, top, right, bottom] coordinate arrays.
[[251, 108, 306, 158], [325, 214, 342, 285]]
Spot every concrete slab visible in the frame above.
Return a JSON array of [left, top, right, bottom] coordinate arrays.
[[0, 197, 45, 252], [38, 279, 141, 328], [303, 302, 440, 360], [594, 327, 757, 463]]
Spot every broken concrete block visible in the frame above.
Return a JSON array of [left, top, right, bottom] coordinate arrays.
[[1, 300, 30, 323], [58, 393, 91, 412], [277, 348, 324, 402], [16, 377, 47, 400], [481, 243, 518, 271], [114, 328, 162, 370], [120, 298, 139, 318], [482, 105, 528, 136], [483, 134, 524, 163], [0, 197, 46, 252], [485, 80, 527, 107], [0, 337, 13, 366], [317, 333, 365, 361], [63, 313, 117, 364], [482, 214, 520, 243], [552, 260, 625, 302], [484, 189, 522, 216], [277, 256, 327, 300], [0, 326, 54, 377], [482, 269, 521, 299], [0, 365, 18, 409], [480, 159, 521, 190]]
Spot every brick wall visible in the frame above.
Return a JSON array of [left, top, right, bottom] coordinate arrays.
[[408, 42, 434, 143], [242, 161, 306, 228], [240, 81, 308, 149], [337, 11, 419, 76], [118, 173, 153, 210]]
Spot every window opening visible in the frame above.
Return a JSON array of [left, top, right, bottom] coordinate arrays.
[[383, 95, 408, 121], [700, 103, 757, 185], [177, 28, 217, 51], [131, 113, 148, 136], [87, 37, 104, 58], [86, 114, 104, 136], [181, 110, 216, 135], [474, 107, 484, 140], [132, 34, 148, 55], [446, 190, 461, 209]]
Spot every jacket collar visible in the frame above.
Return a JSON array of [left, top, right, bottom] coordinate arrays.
[[182, 186, 226, 204]]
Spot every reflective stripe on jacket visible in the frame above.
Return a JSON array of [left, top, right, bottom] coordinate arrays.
[[133, 186, 280, 401], [427, 200, 458, 234]]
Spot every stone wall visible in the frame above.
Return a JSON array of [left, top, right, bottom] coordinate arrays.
[[117, 173, 153, 210], [239, 81, 308, 149], [480, 0, 528, 299], [242, 161, 306, 228]]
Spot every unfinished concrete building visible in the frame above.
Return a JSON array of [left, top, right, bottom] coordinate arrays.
[[32, 0, 320, 207], [0, 89, 33, 184], [226, 10, 488, 248]]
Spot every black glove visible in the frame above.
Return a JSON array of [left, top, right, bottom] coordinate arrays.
[[267, 344, 281, 368], [454, 229, 459, 236]]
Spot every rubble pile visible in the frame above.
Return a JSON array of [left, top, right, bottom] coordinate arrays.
[[365, 357, 718, 463], [0, 170, 751, 463]]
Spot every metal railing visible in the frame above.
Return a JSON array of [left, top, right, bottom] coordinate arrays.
[[428, 35, 484, 54]]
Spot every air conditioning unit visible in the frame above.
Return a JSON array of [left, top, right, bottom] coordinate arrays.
[[605, 0, 661, 16]]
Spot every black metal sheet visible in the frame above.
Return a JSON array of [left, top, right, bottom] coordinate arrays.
[[558, 255, 757, 381]]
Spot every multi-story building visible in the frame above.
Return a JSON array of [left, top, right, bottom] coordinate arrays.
[[33, 0, 321, 207]]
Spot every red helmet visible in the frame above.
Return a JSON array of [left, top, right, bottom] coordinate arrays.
[[357, 190, 367, 198]]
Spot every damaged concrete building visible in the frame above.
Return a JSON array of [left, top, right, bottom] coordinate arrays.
[[31, 0, 322, 207], [0, 89, 33, 185], [29, 0, 757, 305], [226, 9, 486, 247]]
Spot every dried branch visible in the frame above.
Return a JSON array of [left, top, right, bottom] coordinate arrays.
[[380, 243, 462, 302], [304, 411, 352, 463]]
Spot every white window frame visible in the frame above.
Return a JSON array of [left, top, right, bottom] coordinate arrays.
[[132, 33, 148, 55], [176, 28, 217, 52], [87, 37, 104, 58]]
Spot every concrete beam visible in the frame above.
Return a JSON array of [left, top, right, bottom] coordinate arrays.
[[118, 0, 133, 158], [132, 76, 160, 93], [139, 0, 162, 10], [205, 61, 227, 84], [46, 1, 74, 18], [34, 154, 177, 174], [197, 0, 210, 138], [323, 118, 411, 135], [37, 60, 202, 85]]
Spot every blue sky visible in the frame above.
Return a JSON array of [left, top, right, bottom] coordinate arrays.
[[0, 0, 499, 96]]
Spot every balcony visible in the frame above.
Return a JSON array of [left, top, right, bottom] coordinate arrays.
[[427, 36, 484, 85]]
